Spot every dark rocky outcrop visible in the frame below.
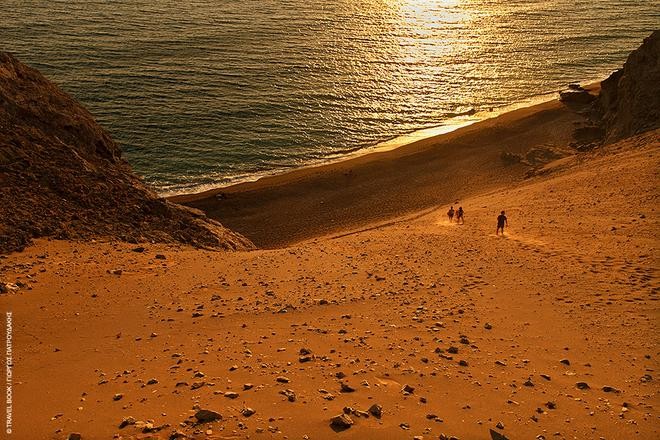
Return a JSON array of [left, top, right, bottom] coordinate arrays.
[[0, 52, 253, 253], [595, 31, 660, 142]]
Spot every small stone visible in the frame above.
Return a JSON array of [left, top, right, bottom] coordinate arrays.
[[368, 403, 383, 418], [146, 378, 158, 385], [243, 383, 254, 390], [402, 384, 415, 394], [119, 416, 136, 429], [523, 379, 534, 387], [340, 382, 356, 393], [329, 414, 353, 431], [112, 393, 123, 401], [195, 409, 222, 423], [484, 323, 493, 330], [241, 407, 256, 417], [576, 382, 590, 390], [496, 421, 504, 429], [447, 346, 459, 354], [155, 254, 166, 260], [224, 391, 239, 399], [276, 376, 290, 383], [490, 429, 510, 440], [560, 359, 570, 366], [279, 389, 296, 402], [602, 385, 620, 393], [68, 433, 82, 440], [459, 360, 468, 367], [546, 401, 557, 409]]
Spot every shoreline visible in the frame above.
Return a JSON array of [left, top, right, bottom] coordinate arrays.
[[165, 80, 605, 200], [172, 82, 601, 248]]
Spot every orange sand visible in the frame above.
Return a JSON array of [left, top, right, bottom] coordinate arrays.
[[1, 124, 658, 439]]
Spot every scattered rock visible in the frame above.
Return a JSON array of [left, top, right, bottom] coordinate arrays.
[[119, 416, 136, 429], [279, 389, 296, 402], [602, 385, 621, 393], [340, 383, 356, 393], [329, 414, 354, 431], [195, 409, 222, 423], [576, 382, 590, 390], [490, 429, 510, 440], [241, 407, 256, 417], [368, 403, 383, 418], [559, 89, 595, 105], [67, 433, 82, 440], [401, 384, 415, 394]]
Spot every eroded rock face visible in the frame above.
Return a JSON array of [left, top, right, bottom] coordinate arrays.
[[0, 52, 253, 253], [596, 31, 660, 142]]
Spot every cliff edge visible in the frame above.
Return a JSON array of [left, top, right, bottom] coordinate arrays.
[[0, 52, 253, 253], [596, 31, 660, 142]]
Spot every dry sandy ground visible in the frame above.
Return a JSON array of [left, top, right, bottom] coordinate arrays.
[[1, 130, 658, 440]]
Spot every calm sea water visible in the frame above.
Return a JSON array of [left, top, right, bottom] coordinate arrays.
[[3, 0, 659, 195]]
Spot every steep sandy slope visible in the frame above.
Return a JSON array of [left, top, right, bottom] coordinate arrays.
[[1, 129, 657, 440]]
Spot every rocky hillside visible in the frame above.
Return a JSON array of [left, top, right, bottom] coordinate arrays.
[[596, 31, 660, 142], [0, 53, 253, 253]]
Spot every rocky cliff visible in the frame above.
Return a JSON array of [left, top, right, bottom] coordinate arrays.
[[0, 52, 253, 253], [596, 31, 660, 142]]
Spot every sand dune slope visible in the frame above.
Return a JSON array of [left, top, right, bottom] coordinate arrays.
[[0, 130, 658, 439]]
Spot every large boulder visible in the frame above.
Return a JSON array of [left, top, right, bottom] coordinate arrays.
[[595, 31, 660, 142], [0, 52, 253, 253]]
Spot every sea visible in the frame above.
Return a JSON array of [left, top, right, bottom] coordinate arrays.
[[3, 0, 659, 195]]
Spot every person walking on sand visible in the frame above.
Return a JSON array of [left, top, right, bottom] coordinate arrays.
[[456, 206, 464, 224], [447, 206, 455, 222], [496, 210, 508, 235]]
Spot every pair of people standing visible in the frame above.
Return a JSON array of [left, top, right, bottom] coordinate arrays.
[[447, 206, 464, 224], [447, 206, 508, 235]]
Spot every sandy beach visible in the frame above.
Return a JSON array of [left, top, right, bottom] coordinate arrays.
[[171, 94, 596, 249]]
